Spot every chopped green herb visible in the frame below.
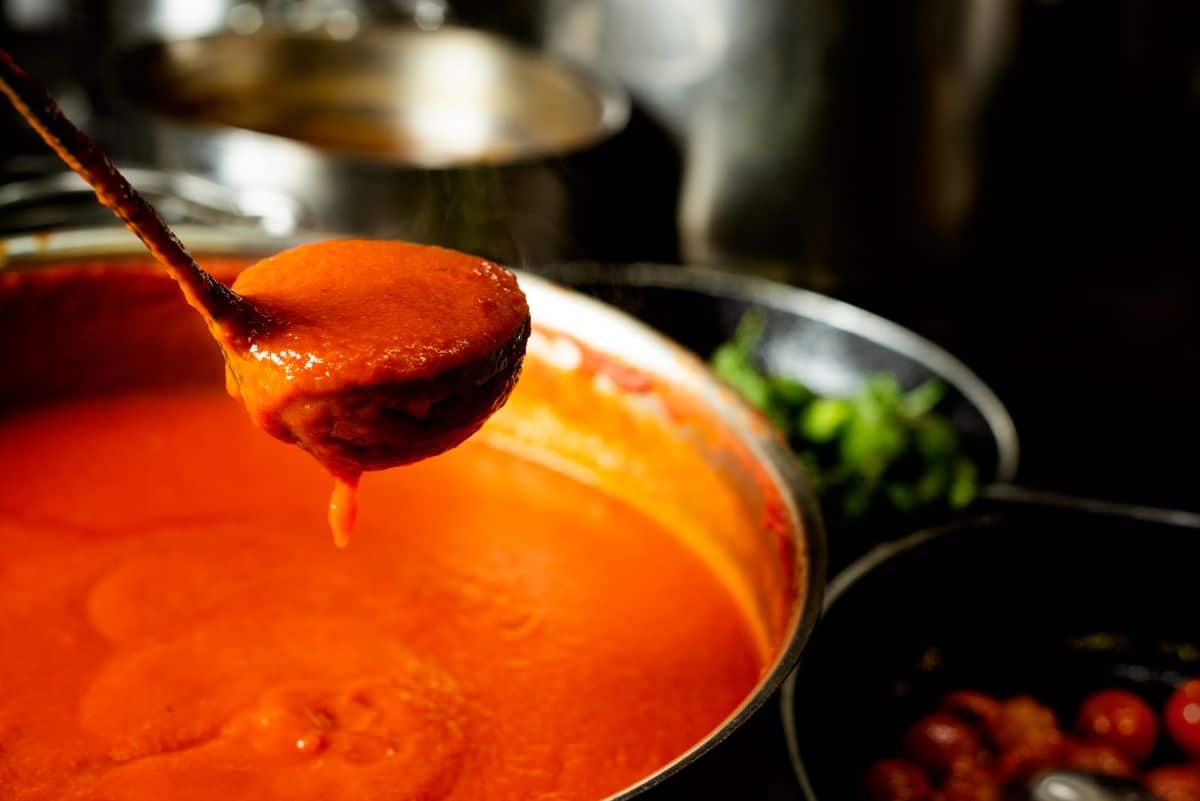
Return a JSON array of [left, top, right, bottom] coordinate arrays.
[[902, 379, 948, 418], [948, 457, 979, 509], [800, 398, 853, 443], [710, 311, 981, 526]]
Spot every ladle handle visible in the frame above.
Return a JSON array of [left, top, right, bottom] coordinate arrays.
[[0, 48, 248, 332]]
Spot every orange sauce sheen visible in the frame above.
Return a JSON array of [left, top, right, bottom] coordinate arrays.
[[224, 240, 530, 547], [0, 260, 765, 800]]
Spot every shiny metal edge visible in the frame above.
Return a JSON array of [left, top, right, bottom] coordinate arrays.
[[0, 225, 320, 264], [981, 484, 1200, 529], [0, 227, 826, 801], [543, 262, 1021, 484], [779, 494, 1200, 801]]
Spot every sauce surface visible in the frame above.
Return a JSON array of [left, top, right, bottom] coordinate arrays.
[[0, 263, 764, 801]]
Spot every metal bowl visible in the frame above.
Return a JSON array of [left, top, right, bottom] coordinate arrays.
[[0, 226, 824, 800], [781, 494, 1200, 801], [536, 263, 1018, 480], [534, 262, 1019, 567], [108, 27, 644, 264]]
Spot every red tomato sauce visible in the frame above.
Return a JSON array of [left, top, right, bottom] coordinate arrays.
[[0, 259, 764, 800]]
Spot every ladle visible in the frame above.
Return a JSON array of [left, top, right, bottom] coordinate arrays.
[[0, 49, 531, 546]]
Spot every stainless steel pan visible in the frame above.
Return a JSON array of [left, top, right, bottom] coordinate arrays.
[[0, 224, 825, 800]]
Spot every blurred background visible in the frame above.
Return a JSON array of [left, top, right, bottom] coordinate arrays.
[[2, 0, 1198, 511]]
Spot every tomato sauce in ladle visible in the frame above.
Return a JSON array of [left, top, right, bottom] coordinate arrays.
[[0, 50, 530, 546]]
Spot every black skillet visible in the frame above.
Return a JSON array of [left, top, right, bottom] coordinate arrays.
[[781, 493, 1200, 800]]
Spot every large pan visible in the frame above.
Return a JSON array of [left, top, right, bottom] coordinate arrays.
[[0, 224, 824, 800]]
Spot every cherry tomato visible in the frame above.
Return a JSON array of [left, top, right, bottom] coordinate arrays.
[[940, 691, 1002, 733], [865, 758, 933, 801], [1061, 738, 1136, 777], [1165, 680, 1200, 759], [1144, 765, 1200, 801], [995, 728, 1066, 786], [903, 713, 985, 775], [986, 696, 1059, 752], [1075, 688, 1158, 765], [941, 757, 1000, 801]]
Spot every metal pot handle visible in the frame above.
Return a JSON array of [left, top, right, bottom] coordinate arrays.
[[0, 166, 306, 236]]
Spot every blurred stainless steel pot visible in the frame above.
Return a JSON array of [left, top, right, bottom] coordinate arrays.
[[0, 224, 825, 799], [539, 0, 1200, 290], [110, 27, 636, 265]]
